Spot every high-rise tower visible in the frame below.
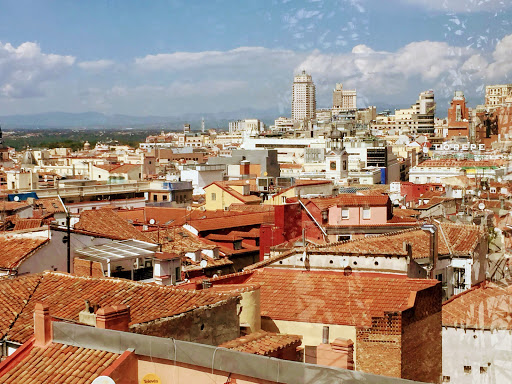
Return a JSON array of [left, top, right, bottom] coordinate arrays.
[[292, 70, 316, 121]]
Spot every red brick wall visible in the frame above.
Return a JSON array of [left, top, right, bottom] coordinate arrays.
[[355, 282, 442, 382], [401, 284, 442, 384], [356, 312, 402, 378]]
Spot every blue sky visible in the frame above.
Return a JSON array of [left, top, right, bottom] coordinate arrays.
[[0, 0, 511, 117]]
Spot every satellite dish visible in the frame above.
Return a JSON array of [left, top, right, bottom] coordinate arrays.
[[498, 177, 503, 182], [200, 259, 208, 268], [478, 202, 485, 210], [213, 274, 218, 278], [13, 196, 20, 201], [422, 146, 429, 154], [91, 377, 116, 384], [149, 218, 156, 225]]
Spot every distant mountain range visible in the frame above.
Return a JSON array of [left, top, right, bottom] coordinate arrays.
[[0, 108, 282, 130], [0, 102, 450, 130]]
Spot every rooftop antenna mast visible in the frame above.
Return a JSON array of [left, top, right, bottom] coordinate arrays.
[[201, 117, 205, 133]]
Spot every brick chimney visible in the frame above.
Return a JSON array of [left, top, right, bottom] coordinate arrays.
[[33, 303, 52, 348], [96, 305, 131, 332], [316, 338, 354, 370]]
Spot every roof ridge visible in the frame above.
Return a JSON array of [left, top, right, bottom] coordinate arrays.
[[1, 274, 44, 341]]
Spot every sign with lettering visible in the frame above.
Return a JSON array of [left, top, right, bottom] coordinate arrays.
[[141, 373, 162, 384], [433, 143, 486, 151]]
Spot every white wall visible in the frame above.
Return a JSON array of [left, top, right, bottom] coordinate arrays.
[[443, 327, 512, 384]]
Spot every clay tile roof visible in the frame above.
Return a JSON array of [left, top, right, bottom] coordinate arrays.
[[95, 163, 140, 173], [0, 272, 235, 344], [0, 343, 119, 383], [241, 269, 438, 327], [0, 235, 50, 270], [33, 198, 66, 214], [219, 330, 302, 355], [74, 209, 153, 242], [73, 258, 105, 278], [13, 218, 44, 231], [417, 159, 506, 168], [0, 201, 29, 212], [443, 281, 512, 330], [319, 222, 482, 259], [303, 194, 389, 211], [145, 226, 216, 254], [187, 211, 274, 232], [437, 222, 483, 256]]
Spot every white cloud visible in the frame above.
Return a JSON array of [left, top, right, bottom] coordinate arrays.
[[398, 0, 511, 12], [0, 41, 75, 98], [78, 59, 115, 71], [134, 47, 299, 71]]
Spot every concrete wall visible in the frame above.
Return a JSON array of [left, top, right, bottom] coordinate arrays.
[[261, 318, 357, 360], [138, 356, 277, 384], [131, 299, 240, 346], [443, 327, 512, 384]]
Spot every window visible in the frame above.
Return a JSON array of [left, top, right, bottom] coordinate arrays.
[[330, 161, 336, 170], [153, 195, 158, 201], [464, 366, 472, 374], [480, 367, 488, 374], [362, 207, 371, 220], [211, 193, 216, 201], [281, 196, 287, 204], [442, 376, 450, 382], [175, 266, 181, 282], [338, 235, 351, 241], [162, 195, 167, 201], [341, 207, 349, 219]]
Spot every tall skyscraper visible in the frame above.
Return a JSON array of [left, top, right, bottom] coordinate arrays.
[[332, 83, 357, 114], [292, 70, 316, 121]]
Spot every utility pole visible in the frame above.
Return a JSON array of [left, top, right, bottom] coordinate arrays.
[[66, 212, 71, 273]]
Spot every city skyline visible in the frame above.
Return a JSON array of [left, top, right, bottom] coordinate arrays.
[[0, 0, 511, 117]]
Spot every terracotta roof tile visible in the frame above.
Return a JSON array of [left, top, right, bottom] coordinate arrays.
[[443, 281, 512, 330], [238, 269, 438, 327], [417, 159, 507, 168], [145, 226, 216, 254], [0, 235, 50, 270], [0, 343, 119, 383], [0, 271, 235, 344], [187, 211, 274, 232], [219, 330, 301, 355], [74, 209, 153, 242]]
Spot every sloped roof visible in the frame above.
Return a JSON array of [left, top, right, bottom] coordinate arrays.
[[94, 163, 140, 173], [74, 209, 153, 242], [219, 330, 302, 355], [0, 271, 235, 344], [320, 223, 482, 258], [144, 226, 217, 254], [205, 182, 261, 204], [187, 211, 273, 232], [238, 268, 438, 327], [0, 235, 50, 270], [443, 280, 512, 330], [0, 342, 119, 384]]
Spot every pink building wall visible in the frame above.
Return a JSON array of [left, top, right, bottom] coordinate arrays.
[[328, 206, 388, 226]]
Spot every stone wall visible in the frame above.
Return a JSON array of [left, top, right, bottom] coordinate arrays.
[[131, 298, 240, 346]]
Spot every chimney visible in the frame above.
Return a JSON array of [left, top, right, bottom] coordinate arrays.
[[322, 326, 330, 344], [316, 338, 354, 370], [34, 303, 52, 347], [421, 224, 438, 277], [96, 305, 131, 332], [241, 160, 251, 178]]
